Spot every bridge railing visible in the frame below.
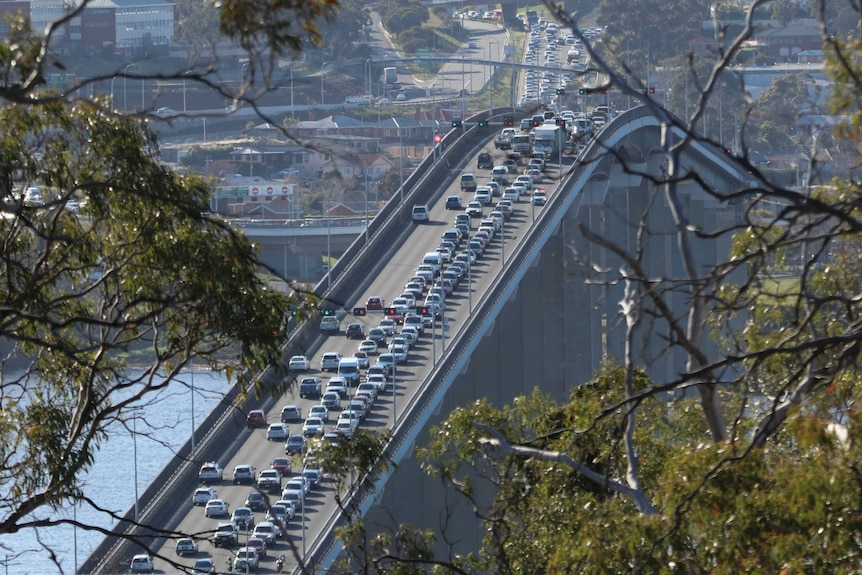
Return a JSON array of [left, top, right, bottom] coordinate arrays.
[[83, 108, 509, 574]]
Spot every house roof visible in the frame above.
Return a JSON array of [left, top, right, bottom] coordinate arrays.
[[293, 115, 374, 130], [759, 24, 821, 38]]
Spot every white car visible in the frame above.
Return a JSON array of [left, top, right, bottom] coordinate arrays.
[[130, 554, 154, 573], [266, 423, 288, 441], [353, 351, 370, 368], [335, 418, 358, 438], [366, 373, 388, 393], [531, 190, 548, 205], [302, 417, 325, 437], [176, 537, 198, 555], [378, 318, 397, 336], [192, 558, 215, 574], [288, 355, 310, 370], [309, 404, 329, 422], [192, 487, 217, 506], [204, 498, 230, 517], [358, 339, 379, 355]]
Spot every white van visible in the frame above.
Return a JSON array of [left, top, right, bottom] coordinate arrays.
[[412, 204, 429, 222], [491, 166, 509, 185], [422, 252, 442, 276], [337, 357, 361, 387]]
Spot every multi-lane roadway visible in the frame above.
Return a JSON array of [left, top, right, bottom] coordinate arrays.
[[153, 126, 575, 573]]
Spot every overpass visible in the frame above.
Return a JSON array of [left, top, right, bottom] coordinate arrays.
[[84, 105, 752, 574]]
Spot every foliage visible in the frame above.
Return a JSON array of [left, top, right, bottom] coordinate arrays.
[[598, 0, 703, 58], [745, 73, 817, 152], [382, 5, 430, 37], [0, 101, 291, 543]]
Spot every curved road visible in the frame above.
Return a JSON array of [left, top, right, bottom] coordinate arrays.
[[154, 132, 575, 573]]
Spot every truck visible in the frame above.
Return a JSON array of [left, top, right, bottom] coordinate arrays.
[[384, 66, 397, 85], [532, 125, 567, 158], [257, 469, 282, 492], [512, 134, 533, 156], [299, 376, 322, 398]]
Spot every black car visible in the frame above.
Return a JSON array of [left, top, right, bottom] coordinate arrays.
[[345, 322, 364, 339], [245, 491, 266, 512], [445, 196, 462, 210], [477, 152, 493, 169]]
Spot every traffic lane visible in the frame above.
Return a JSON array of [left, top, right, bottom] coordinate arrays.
[[157, 138, 565, 572]]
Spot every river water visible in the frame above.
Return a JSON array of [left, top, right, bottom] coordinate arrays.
[[2, 368, 229, 575]]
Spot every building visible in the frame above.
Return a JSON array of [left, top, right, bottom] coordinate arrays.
[[0, 0, 173, 55], [319, 153, 394, 180]]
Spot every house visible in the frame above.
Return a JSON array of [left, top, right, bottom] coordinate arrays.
[[318, 153, 395, 180], [796, 50, 824, 64], [756, 22, 822, 60]]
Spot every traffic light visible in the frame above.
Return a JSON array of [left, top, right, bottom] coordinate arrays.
[[504, 115, 514, 127], [649, 86, 655, 94], [384, 307, 398, 316], [555, 88, 565, 95], [556, 118, 566, 127], [353, 307, 366, 316], [419, 307, 431, 316], [433, 133, 442, 143], [578, 88, 585, 95], [532, 118, 541, 127], [290, 309, 298, 317], [322, 309, 334, 316], [452, 120, 462, 128], [478, 119, 486, 127]]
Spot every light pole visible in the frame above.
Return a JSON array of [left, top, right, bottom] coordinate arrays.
[[393, 117, 404, 204], [467, 256, 472, 313], [489, 40, 499, 110], [110, 76, 119, 111], [326, 197, 331, 290], [365, 59, 372, 96], [132, 413, 139, 522], [363, 163, 369, 244], [392, 364, 397, 429], [123, 63, 145, 112], [190, 360, 196, 455]]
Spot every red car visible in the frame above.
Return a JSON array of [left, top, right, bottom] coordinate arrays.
[[246, 410, 266, 428], [365, 296, 384, 310], [271, 457, 292, 475]]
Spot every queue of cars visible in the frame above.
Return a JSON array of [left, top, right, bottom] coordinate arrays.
[[140, 85, 575, 572]]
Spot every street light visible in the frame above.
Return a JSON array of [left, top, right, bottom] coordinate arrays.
[[123, 63, 145, 112], [393, 117, 404, 204], [132, 413, 139, 522]]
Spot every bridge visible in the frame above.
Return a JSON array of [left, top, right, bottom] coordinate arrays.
[[84, 105, 751, 574]]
